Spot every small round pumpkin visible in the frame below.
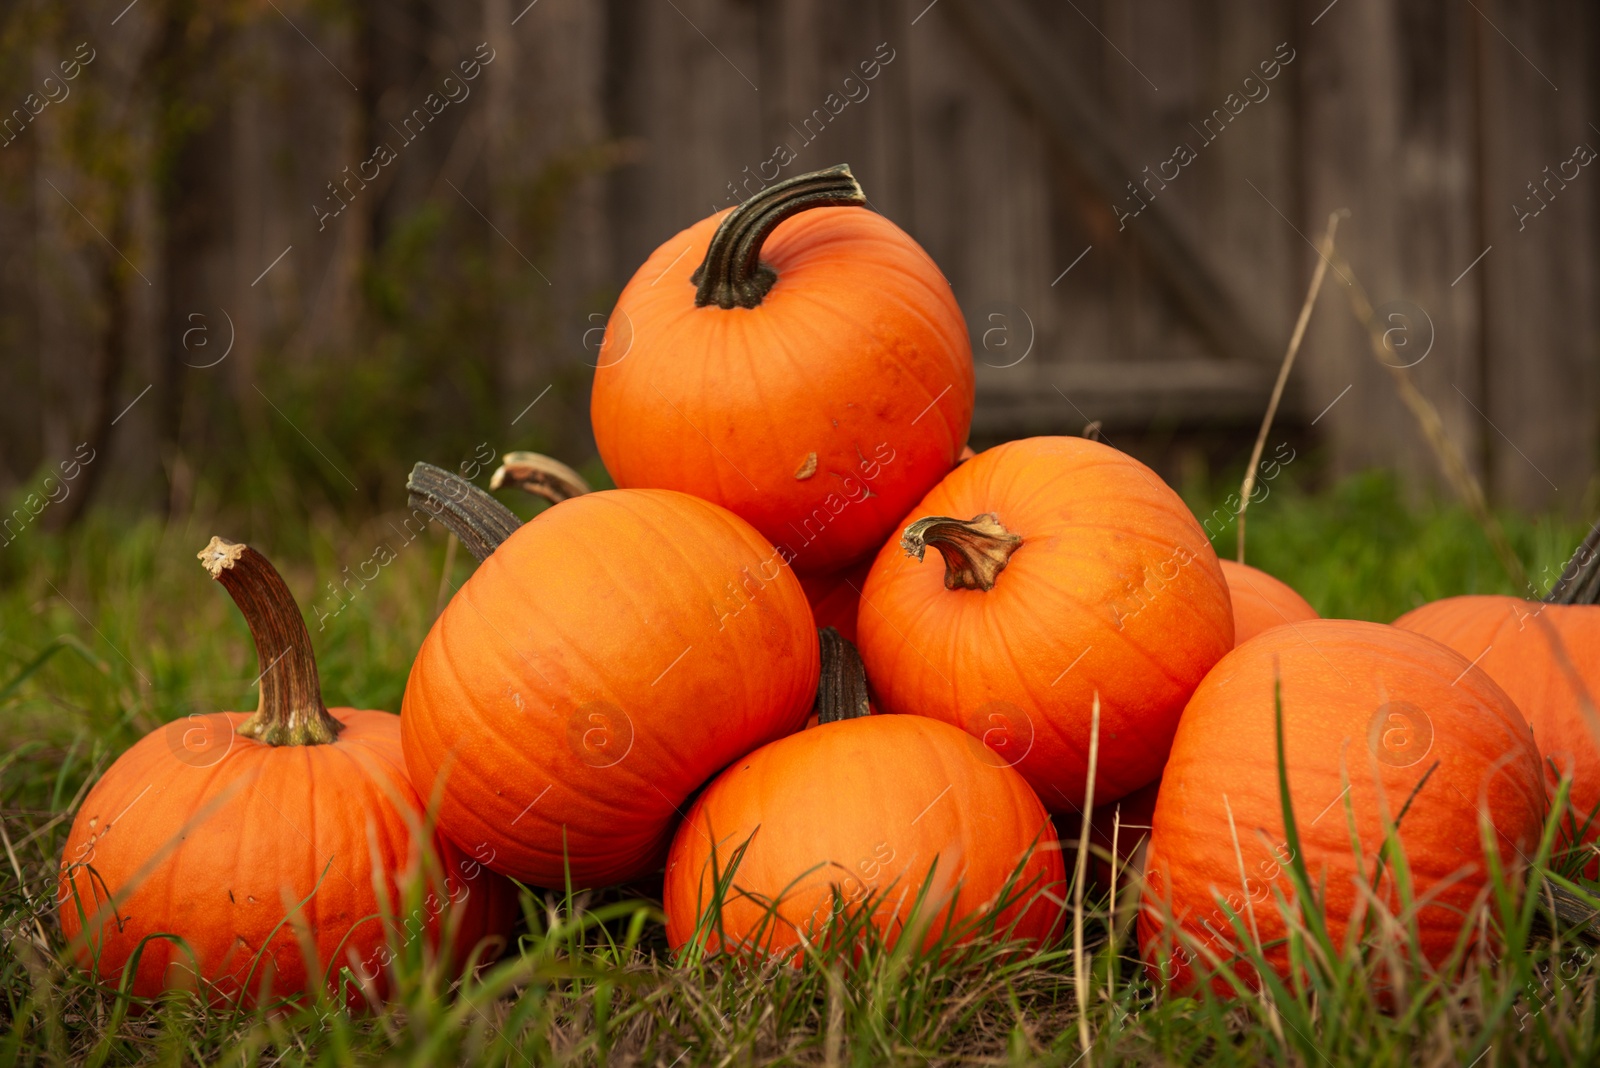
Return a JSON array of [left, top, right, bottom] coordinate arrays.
[[58, 539, 516, 1007], [856, 436, 1235, 810], [1219, 559, 1318, 645], [590, 165, 974, 575], [400, 465, 820, 889], [1138, 620, 1544, 993], [1394, 537, 1600, 867], [663, 712, 1063, 958]]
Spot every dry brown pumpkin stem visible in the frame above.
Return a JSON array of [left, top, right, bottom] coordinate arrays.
[[812, 627, 870, 724], [198, 536, 342, 746], [489, 451, 592, 505], [901, 514, 1023, 592], [690, 164, 866, 309], [407, 462, 522, 562], [1547, 520, 1600, 606]]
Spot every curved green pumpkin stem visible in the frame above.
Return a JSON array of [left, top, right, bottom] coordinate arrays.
[[198, 537, 342, 746], [690, 164, 866, 310], [407, 462, 522, 562], [901, 514, 1022, 592], [488, 451, 592, 506], [813, 627, 870, 725], [1547, 521, 1600, 605]]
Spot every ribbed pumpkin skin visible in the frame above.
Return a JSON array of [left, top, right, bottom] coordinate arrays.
[[1396, 596, 1600, 855], [590, 206, 974, 576], [1138, 621, 1544, 993], [856, 437, 1234, 808], [799, 558, 873, 644], [663, 716, 1064, 956], [401, 489, 820, 888], [1219, 560, 1318, 645], [57, 710, 517, 1006]]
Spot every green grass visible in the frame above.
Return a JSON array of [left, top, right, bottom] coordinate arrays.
[[2, 468, 1599, 1065], [1182, 468, 1596, 620]]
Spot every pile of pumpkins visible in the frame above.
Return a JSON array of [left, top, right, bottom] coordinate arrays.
[[58, 165, 1600, 1006]]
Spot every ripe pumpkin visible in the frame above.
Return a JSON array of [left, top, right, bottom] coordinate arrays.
[[1393, 530, 1600, 867], [856, 436, 1234, 810], [400, 463, 820, 889], [57, 539, 516, 1007], [1138, 620, 1545, 993], [663, 681, 1063, 957], [1219, 559, 1318, 645], [799, 558, 873, 644], [590, 164, 974, 576]]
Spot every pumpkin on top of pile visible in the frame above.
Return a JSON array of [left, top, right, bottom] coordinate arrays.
[[590, 164, 973, 579]]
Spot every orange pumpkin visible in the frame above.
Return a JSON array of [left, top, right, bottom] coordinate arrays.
[[1394, 535, 1600, 867], [856, 436, 1234, 810], [663, 714, 1063, 958], [58, 539, 516, 1007], [590, 165, 974, 576], [799, 557, 873, 644], [1219, 559, 1318, 645], [400, 464, 820, 889], [1138, 620, 1544, 993]]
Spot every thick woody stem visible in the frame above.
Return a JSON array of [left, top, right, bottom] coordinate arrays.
[[690, 165, 866, 310], [1547, 522, 1600, 606], [812, 627, 870, 725], [198, 537, 342, 746], [407, 462, 522, 563], [901, 514, 1023, 592]]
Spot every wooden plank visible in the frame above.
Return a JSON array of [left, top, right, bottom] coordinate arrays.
[[942, 0, 1280, 371], [1181, 0, 1298, 349], [754, 0, 907, 219], [27, 34, 144, 518], [0, 87, 40, 491], [971, 359, 1279, 439], [1473, 0, 1598, 513], [902, 6, 1060, 383], [484, 0, 610, 456], [1389, 0, 1488, 500], [606, 0, 763, 268], [1297, 0, 1486, 494], [1016, 0, 1127, 378]]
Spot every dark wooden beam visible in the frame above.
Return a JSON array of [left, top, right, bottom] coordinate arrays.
[[972, 360, 1280, 439], [943, 0, 1280, 370]]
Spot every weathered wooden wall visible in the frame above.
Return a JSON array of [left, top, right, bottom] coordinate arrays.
[[0, 0, 1595, 519]]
